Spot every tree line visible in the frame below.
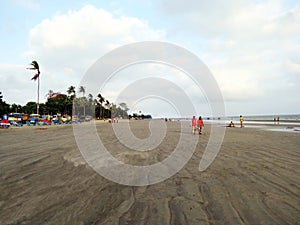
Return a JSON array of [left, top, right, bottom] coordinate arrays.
[[1, 61, 131, 119], [0, 87, 129, 119]]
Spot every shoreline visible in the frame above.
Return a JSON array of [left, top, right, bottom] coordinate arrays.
[[2, 118, 300, 133]]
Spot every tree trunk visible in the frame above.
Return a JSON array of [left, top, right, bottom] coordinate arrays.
[[37, 76, 40, 114]]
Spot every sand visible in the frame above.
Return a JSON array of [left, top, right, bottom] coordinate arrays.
[[0, 120, 300, 225]]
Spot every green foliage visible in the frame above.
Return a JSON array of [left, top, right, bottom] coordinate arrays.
[[67, 86, 76, 98], [30, 61, 39, 70], [22, 102, 38, 114], [129, 113, 152, 120], [0, 91, 10, 116], [1, 87, 130, 119], [10, 104, 22, 113], [45, 94, 68, 115]]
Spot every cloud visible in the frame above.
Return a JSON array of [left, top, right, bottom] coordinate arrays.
[[2, 1, 300, 116], [96, 62, 212, 117], [11, 5, 165, 105], [161, 0, 300, 38], [28, 5, 165, 54], [0, 63, 37, 104], [12, 0, 40, 10], [158, 0, 300, 114]]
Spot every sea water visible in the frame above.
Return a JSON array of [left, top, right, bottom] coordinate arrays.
[[158, 115, 300, 134], [224, 114, 300, 126]]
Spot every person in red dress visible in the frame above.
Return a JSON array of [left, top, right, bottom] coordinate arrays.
[[197, 116, 204, 134], [192, 116, 197, 135]]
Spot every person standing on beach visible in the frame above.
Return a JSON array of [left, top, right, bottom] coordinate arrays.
[[192, 116, 197, 134], [240, 115, 244, 128], [197, 116, 204, 134]]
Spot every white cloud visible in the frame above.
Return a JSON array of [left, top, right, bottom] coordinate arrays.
[[2, 1, 300, 117], [28, 5, 164, 50], [16, 5, 165, 105], [0, 63, 38, 105], [158, 0, 300, 115], [12, 0, 40, 11], [285, 60, 300, 74], [161, 0, 300, 39]]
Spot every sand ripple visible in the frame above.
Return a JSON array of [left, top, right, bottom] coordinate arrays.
[[0, 121, 300, 224]]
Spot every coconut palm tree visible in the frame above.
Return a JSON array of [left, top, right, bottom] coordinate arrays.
[[87, 93, 94, 116], [97, 93, 105, 119], [79, 86, 85, 97], [105, 100, 111, 118], [78, 86, 86, 117], [88, 93, 93, 103], [119, 102, 129, 118], [67, 86, 76, 116], [67, 86, 76, 98], [27, 60, 41, 114]]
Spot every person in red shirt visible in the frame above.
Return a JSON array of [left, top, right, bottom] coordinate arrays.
[[197, 116, 204, 134], [192, 116, 197, 134]]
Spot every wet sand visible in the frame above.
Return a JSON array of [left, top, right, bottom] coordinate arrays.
[[0, 120, 300, 225]]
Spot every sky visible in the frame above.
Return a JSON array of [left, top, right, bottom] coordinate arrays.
[[0, 0, 300, 117]]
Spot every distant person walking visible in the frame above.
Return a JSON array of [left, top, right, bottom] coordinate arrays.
[[240, 115, 244, 128], [192, 116, 197, 134], [197, 116, 204, 134]]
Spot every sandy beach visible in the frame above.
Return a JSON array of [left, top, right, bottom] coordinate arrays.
[[0, 120, 300, 225]]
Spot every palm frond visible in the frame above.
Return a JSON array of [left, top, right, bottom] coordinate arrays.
[[31, 73, 39, 81], [30, 61, 39, 70]]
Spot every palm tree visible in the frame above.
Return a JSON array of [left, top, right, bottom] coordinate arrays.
[[67, 86, 76, 98], [105, 100, 111, 118], [87, 93, 94, 116], [67, 86, 76, 116], [78, 86, 85, 97], [97, 93, 105, 119], [88, 93, 93, 103], [78, 86, 86, 117], [27, 60, 41, 114], [119, 102, 129, 118]]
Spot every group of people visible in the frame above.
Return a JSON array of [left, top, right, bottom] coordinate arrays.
[[191, 116, 204, 135], [228, 115, 244, 128], [191, 115, 244, 134]]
